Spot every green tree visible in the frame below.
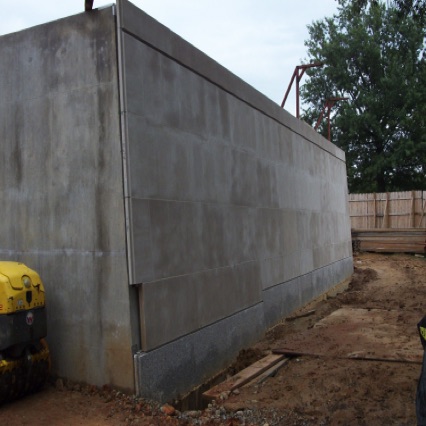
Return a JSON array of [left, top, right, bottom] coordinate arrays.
[[302, 0, 426, 192], [353, 0, 426, 24]]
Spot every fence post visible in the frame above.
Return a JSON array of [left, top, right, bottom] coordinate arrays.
[[382, 192, 389, 229], [373, 193, 377, 228], [419, 197, 426, 228]]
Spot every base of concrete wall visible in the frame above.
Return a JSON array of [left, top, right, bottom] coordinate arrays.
[[134, 256, 353, 402], [134, 303, 265, 402], [263, 257, 354, 328]]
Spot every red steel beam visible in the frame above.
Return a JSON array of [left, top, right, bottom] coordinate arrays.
[[314, 97, 349, 141], [281, 62, 323, 118]]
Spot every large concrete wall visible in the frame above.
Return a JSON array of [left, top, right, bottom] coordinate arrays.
[[0, 0, 353, 402], [117, 0, 353, 401], [0, 8, 135, 389]]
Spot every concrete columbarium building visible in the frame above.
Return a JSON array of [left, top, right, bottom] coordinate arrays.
[[0, 0, 353, 401]]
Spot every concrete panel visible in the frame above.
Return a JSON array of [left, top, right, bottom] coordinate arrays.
[[125, 113, 238, 205], [139, 274, 199, 350], [199, 144, 233, 204], [0, 8, 134, 389], [0, 14, 115, 105], [134, 302, 265, 402], [131, 199, 269, 286], [127, 117, 198, 202], [263, 257, 354, 328], [227, 206, 257, 265], [37, 253, 132, 388], [118, 0, 346, 164], [2, 88, 123, 251], [139, 261, 262, 350], [129, 198, 154, 284], [123, 33, 209, 139], [145, 200, 205, 279]]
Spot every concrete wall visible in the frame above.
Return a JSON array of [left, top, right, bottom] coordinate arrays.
[[0, 8, 135, 389], [117, 0, 353, 401], [0, 0, 353, 401]]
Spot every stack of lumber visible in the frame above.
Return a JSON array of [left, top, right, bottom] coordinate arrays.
[[352, 228, 426, 254]]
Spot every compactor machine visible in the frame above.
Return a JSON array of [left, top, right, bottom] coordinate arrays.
[[0, 262, 50, 402]]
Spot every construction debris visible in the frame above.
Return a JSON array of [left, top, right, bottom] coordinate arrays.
[[202, 353, 286, 401]]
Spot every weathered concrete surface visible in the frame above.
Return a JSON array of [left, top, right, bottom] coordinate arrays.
[[0, 0, 353, 401], [118, 0, 353, 401], [0, 8, 134, 389]]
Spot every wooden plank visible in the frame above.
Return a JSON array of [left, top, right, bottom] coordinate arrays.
[[368, 193, 375, 228], [352, 228, 426, 233], [354, 232, 426, 237], [419, 199, 426, 228], [202, 353, 285, 401], [373, 193, 377, 228], [382, 192, 388, 228], [245, 358, 290, 386], [273, 349, 422, 365], [358, 239, 426, 245], [356, 238, 424, 242], [358, 243, 425, 253], [356, 238, 425, 243], [352, 228, 426, 253], [358, 245, 425, 251], [351, 212, 424, 217]]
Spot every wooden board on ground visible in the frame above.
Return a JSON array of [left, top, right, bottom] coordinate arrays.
[[202, 353, 285, 401], [244, 357, 290, 386], [273, 307, 423, 363]]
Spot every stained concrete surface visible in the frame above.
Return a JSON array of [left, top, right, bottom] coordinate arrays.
[[0, 7, 134, 389], [117, 0, 353, 401], [0, 0, 353, 401]]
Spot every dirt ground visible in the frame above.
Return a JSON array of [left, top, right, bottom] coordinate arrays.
[[1, 252, 425, 425]]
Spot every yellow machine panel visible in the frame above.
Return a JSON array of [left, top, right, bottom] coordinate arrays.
[[0, 262, 45, 314], [0, 261, 50, 402]]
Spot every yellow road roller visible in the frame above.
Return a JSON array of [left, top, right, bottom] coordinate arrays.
[[0, 262, 50, 402]]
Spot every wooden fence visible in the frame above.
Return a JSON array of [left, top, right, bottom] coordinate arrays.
[[349, 190, 426, 229]]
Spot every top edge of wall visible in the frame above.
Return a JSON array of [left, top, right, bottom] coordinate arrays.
[[116, 0, 345, 163], [0, 5, 116, 39]]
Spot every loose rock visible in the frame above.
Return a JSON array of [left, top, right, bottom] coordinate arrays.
[[160, 404, 176, 416]]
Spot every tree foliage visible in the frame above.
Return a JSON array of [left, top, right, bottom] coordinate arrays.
[[353, 0, 426, 24], [302, 0, 426, 192]]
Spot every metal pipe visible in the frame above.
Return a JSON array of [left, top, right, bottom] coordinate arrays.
[[314, 97, 349, 140], [281, 69, 297, 108], [281, 62, 324, 118]]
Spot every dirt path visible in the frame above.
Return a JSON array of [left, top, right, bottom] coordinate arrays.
[[0, 253, 425, 425], [224, 253, 426, 425]]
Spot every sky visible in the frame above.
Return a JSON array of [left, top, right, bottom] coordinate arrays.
[[0, 0, 339, 115]]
